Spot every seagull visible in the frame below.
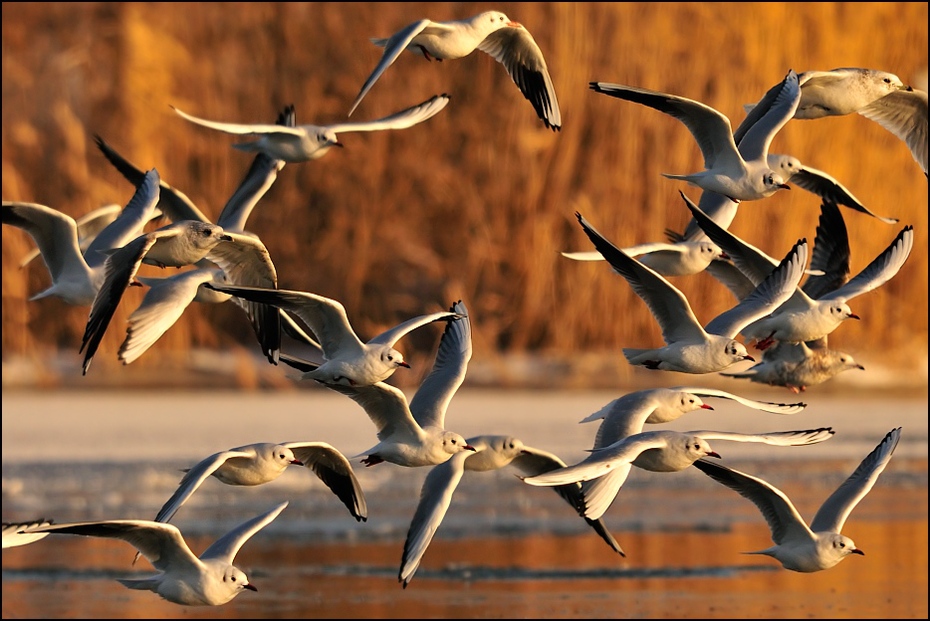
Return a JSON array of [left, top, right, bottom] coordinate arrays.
[[79, 219, 252, 375], [152, 442, 367, 525], [94, 121, 294, 366], [2, 169, 161, 306], [562, 238, 726, 277], [207, 284, 462, 387], [744, 68, 926, 176], [398, 434, 625, 588], [2, 519, 54, 548], [684, 194, 915, 348], [579, 387, 807, 441], [692, 427, 902, 572], [348, 10, 561, 130], [521, 427, 835, 520], [720, 340, 865, 393], [572, 211, 806, 373], [589, 69, 799, 201], [24, 502, 288, 606], [172, 94, 450, 162], [280, 301, 476, 468]]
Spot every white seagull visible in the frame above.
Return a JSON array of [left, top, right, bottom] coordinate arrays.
[[721, 340, 864, 393], [322, 301, 476, 468], [693, 427, 902, 572], [23, 502, 288, 606], [94, 123, 293, 366], [683, 195, 915, 348], [208, 284, 461, 387], [349, 10, 561, 131], [2, 169, 161, 306], [153, 442, 367, 525], [562, 222, 727, 278], [398, 434, 625, 588], [745, 68, 926, 176], [2, 519, 54, 549], [172, 94, 450, 162], [573, 212, 806, 373], [589, 69, 799, 201], [522, 427, 834, 520], [79, 219, 258, 374]]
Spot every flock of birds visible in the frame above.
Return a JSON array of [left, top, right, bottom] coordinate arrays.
[[2, 8, 926, 609]]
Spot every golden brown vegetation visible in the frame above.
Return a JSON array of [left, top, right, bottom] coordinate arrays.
[[2, 3, 927, 388]]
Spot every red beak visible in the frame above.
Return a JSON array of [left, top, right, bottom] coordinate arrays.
[[700, 404, 714, 410]]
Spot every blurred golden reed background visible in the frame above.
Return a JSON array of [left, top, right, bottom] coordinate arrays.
[[2, 2, 927, 389]]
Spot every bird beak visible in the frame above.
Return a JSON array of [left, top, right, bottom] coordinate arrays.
[[743, 355, 756, 362], [220, 234, 234, 241], [331, 141, 344, 148], [243, 583, 258, 591], [719, 251, 730, 260], [856, 364, 865, 370], [398, 361, 411, 368], [706, 451, 722, 459], [464, 444, 477, 452], [507, 20, 521, 27], [848, 313, 861, 320], [779, 183, 791, 190], [290, 459, 304, 466], [851, 548, 865, 556], [701, 404, 714, 410]]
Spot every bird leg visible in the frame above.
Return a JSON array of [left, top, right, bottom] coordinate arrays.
[[361, 455, 384, 467]]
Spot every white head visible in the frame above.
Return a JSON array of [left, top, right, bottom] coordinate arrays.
[[380, 347, 410, 370], [827, 301, 860, 323], [697, 241, 726, 260], [834, 352, 864, 372], [726, 340, 755, 363], [822, 532, 864, 563], [263, 444, 303, 470], [768, 154, 804, 179], [308, 128, 342, 160], [186, 221, 233, 250], [683, 435, 721, 463], [219, 565, 257, 602], [476, 11, 514, 29], [440, 431, 476, 456], [762, 171, 791, 193]]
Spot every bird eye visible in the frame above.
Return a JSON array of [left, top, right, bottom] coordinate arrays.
[[839, 542, 845, 548], [230, 576, 237, 582], [883, 78, 891, 84], [201, 228, 213, 237]]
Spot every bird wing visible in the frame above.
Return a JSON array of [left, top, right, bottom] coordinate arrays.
[[80, 229, 168, 374], [284, 442, 368, 522], [206, 233, 280, 364], [810, 427, 902, 533], [347, 19, 434, 117], [802, 201, 851, 300], [857, 88, 928, 176], [29, 519, 202, 573], [589, 81, 741, 171], [477, 24, 561, 130], [327, 94, 450, 133], [200, 501, 289, 564], [204, 285, 365, 359], [410, 301, 471, 430], [704, 239, 807, 338], [672, 386, 806, 414], [522, 433, 668, 486], [366, 310, 462, 348], [2, 201, 88, 284], [326, 381, 423, 442], [692, 427, 835, 446], [153, 450, 252, 523], [93, 136, 210, 224], [692, 458, 815, 546], [820, 225, 914, 303], [398, 450, 470, 587], [787, 164, 898, 223], [118, 268, 221, 365], [734, 69, 800, 162], [170, 105, 306, 138], [575, 212, 707, 344]]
